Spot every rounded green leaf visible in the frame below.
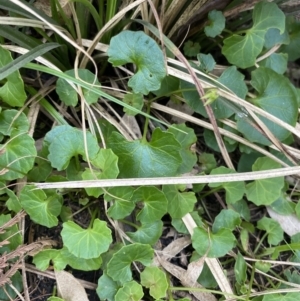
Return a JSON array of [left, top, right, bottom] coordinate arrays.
[[127, 220, 163, 245], [107, 128, 182, 178], [192, 227, 236, 258], [44, 125, 100, 170], [20, 186, 62, 228], [56, 69, 101, 106], [108, 30, 166, 95], [115, 281, 143, 301], [0, 133, 36, 181], [140, 267, 168, 299], [61, 219, 112, 259], [105, 186, 135, 220], [204, 10, 225, 38], [163, 185, 196, 219], [257, 217, 284, 245], [246, 157, 284, 206], [237, 68, 297, 145], [212, 209, 241, 233], [0, 109, 29, 136], [107, 243, 154, 283], [133, 186, 168, 223], [222, 1, 285, 68], [97, 273, 119, 301]]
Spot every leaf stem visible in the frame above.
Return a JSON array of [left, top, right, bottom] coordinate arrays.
[[142, 102, 151, 143]]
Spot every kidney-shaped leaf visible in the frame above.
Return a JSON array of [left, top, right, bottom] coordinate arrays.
[[257, 217, 284, 245], [127, 220, 163, 245], [246, 157, 284, 206], [108, 31, 166, 95], [108, 128, 182, 177], [0, 133, 36, 181], [0, 110, 29, 136], [56, 69, 101, 106], [140, 267, 168, 299], [204, 10, 225, 38], [115, 281, 144, 301], [133, 186, 168, 223], [44, 125, 99, 170], [20, 185, 62, 228], [163, 185, 196, 219], [61, 219, 112, 259], [222, 1, 285, 68], [192, 227, 236, 258], [107, 243, 154, 283]]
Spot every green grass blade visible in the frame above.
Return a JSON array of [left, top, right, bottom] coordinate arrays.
[[0, 43, 60, 81]]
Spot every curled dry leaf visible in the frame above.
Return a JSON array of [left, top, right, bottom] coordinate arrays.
[[267, 207, 300, 236], [55, 270, 89, 301]]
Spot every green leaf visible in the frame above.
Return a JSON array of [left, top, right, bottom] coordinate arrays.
[[0, 110, 29, 136], [263, 292, 300, 301], [163, 185, 196, 219], [259, 53, 288, 74], [123, 93, 144, 116], [27, 145, 52, 182], [197, 262, 218, 288], [237, 68, 298, 145], [107, 128, 182, 177], [212, 209, 241, 233], [264, 28, 289, 49], [197, 53, 216, 73], [246, 157, 284, 206], [198, 153, 217, 172], [209, 167, 245, 204], [60, 247, 102, 271], [181, 67, 247, 119], [5, 188, 22, 213], [183, 40, 201, 57], [222, 2, 285, 68], [44, 125, 99, 170], [56, 69, 101, 106], [107, 243, 154, 283], [20, 186, 62, 228], [152, 75, 179, 97], [127, 220, 163, 245], [61, 219, 112, 259], [140, 267, 168, 299], [218, 66, 248, 103], [257, 217, 284, 245], [133, 186, 168, 223], [270, 194, 295, 215], [33, 249, 67, 271], [204, 10, 225, 38], [0, 46, 27, 106], [0, 214, 22, 253], [192, 227, 236, 258], [97, 273, 119, 301], [105, 186, 135, 219], [108, 30, 166, 95], [167, 124, 197, 174], [48, 297, 64, 301], [204, 127, 237, 153], [0, 132, 36, 181], [234, 252, 247, 285], [82, 148, 119, 197], [115, 281, 143, 301], [280, 16, 300, 61]]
